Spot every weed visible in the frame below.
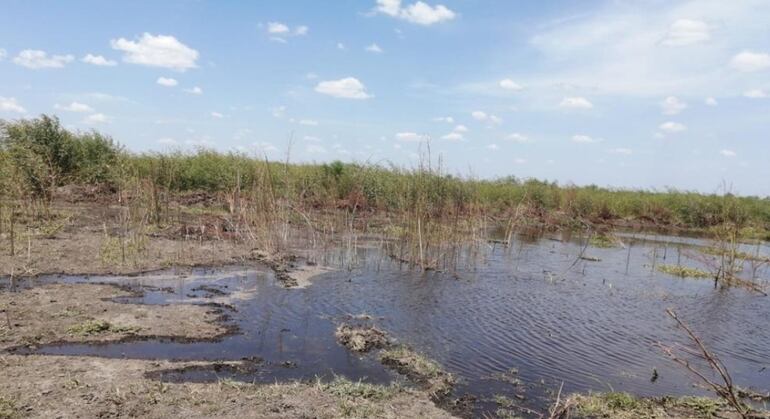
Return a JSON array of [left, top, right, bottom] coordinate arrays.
[[66, 319, 140, 336], [657, 264, 711, 279]]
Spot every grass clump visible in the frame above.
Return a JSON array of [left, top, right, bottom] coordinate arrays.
[[589, 233, 621, 248], [569, 393, 734, 419], [335, 324, 389, 353], [658, 264, 711, 279], [66, 319, 140, 336], [0, 397, 18, 419], [320, 376, 400, 401], [380, 345, 455, 398]]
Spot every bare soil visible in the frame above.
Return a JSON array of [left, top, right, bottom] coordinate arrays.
[[0, 283, 229, 351], [0, 355, 455, 418]]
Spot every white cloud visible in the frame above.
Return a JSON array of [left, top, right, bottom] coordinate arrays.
[[374, 0, 456, 26], [303, 135, 322, 142], [471, 111, 488, 121], [211, 111, 225, 119], [158, 137, 177, 145], [720, 149, 737, 157], [395, 132, 426, 142], [705, 97, 718, 106], [743, 89, 767, 98], [184, 86, 203, 95], [453, 124, 468, 132], [315, 77, 372, 99], [84, 113, 111, 124], [499, 79, 523, 91], [55, 102, 94, 113], [507, 133, 532, 143], [486, 144, 499, 150], [661, 19, 710, 46], [559, 97, 593, 109], [610, 147, 633, 155], [0, 48, 6, 61], [306, 144, 327, 154], [441, 132, 463, 141], [365, 43, 384, 53], [730, 51, 770, 72], [267, 22, 290, 34], [0, 97, 26, 113], [660, 96, 687, 115], [156, 77, 178, 87], [82, 54, 117, 66], [514, 158, 527, 164], [299, 119, 318, 126], [659, 121, 687, 133], [13, 49, 74, 69], [253, 141, 278, 152], [271, 105, 287, 118], [337, 42, 347, 50], [433, 116, 454, 124], [572, 134, 602, 144], [471, 110, 502, 124], [111, 33, 199, 71], [295, 26, 309, 36]]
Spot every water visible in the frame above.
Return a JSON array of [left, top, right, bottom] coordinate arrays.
[[5, 232, 770, 417]]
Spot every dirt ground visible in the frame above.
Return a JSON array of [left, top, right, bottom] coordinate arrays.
[[0, 283, 229, 352], [0, 355, 455, 418]]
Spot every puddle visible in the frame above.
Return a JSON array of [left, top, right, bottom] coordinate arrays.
[[3, 233, 769, 417]]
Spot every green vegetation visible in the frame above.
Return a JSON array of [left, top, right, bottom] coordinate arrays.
[[2, 115, 769, 233], [658, 264, 712, 279], [569, 393, 727, 419]]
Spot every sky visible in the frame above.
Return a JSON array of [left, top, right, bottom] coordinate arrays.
[[1, 0, 769, 196]]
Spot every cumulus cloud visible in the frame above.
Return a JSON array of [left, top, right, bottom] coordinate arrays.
[[453, 124, 468, 133], [13, 50, 74, 69], [265, 22, 308, 42], [374, 0, 456, 26], [660, 96, 687, 115], [211, 112, 225, 119], [471, 111, 502, 124], [433, 116, 454, 123], [730, 51, 770, 72], [609, 147, 633, 155], [441, 132, 463, 141], [156, 77, 178, 87], [486, 144, 499, 150], [720, 149, 736, 157], [499, 79, 523, 91], [158, 137, 177, 145], [306, 144, 327, 154], [184, 86, 203, 95], [661, 19, 710, 46], [315, 77, 372, 99], [0, 48, 6, 61], [705, 97, 718, 106], [572, 134, 602, 144], [659, 121, 687, 133], [743, 89, 767, 98], [0, 97, 26, 113], [507, 133, 532, 143], [84, 113, 111, 124], [82, 54, 117, 66], [559, 97, 593, 109], [365, 43, 384, 53], [299, 119, 318, 126], [111, 33, 199, 71], [395, 132, 426, 142], [55, 102, 94, 113]]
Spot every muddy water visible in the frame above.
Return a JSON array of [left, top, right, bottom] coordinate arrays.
[[13, 232, 770, 416]]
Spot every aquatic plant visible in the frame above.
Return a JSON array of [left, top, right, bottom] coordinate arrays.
[[657, 264, 711, 279]]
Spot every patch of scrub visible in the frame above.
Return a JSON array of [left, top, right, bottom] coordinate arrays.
[[67, 319, 140, 336], [380, 345, 455, 398], [0, 396, 18, 419], [589, 233, 623, 248]]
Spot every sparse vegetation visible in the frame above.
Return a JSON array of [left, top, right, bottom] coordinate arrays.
[[0, 396, 18, 419], [658, 264, 712, 279], [380, 345, 455, 398], [66, 319, 140, 336], [335, 324, 389, 352], [566, 392, 727, 419]]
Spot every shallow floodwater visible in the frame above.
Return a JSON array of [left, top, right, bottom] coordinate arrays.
[[11, 231, 770, 416]]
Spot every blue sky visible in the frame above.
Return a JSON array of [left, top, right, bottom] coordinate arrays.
[[1, 1, 769, 195]]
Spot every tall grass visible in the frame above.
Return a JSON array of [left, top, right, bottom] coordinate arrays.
[[2, 115, 769, 236]]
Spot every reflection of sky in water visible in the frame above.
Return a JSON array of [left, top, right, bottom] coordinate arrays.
[[22, 235, 770, 417]]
